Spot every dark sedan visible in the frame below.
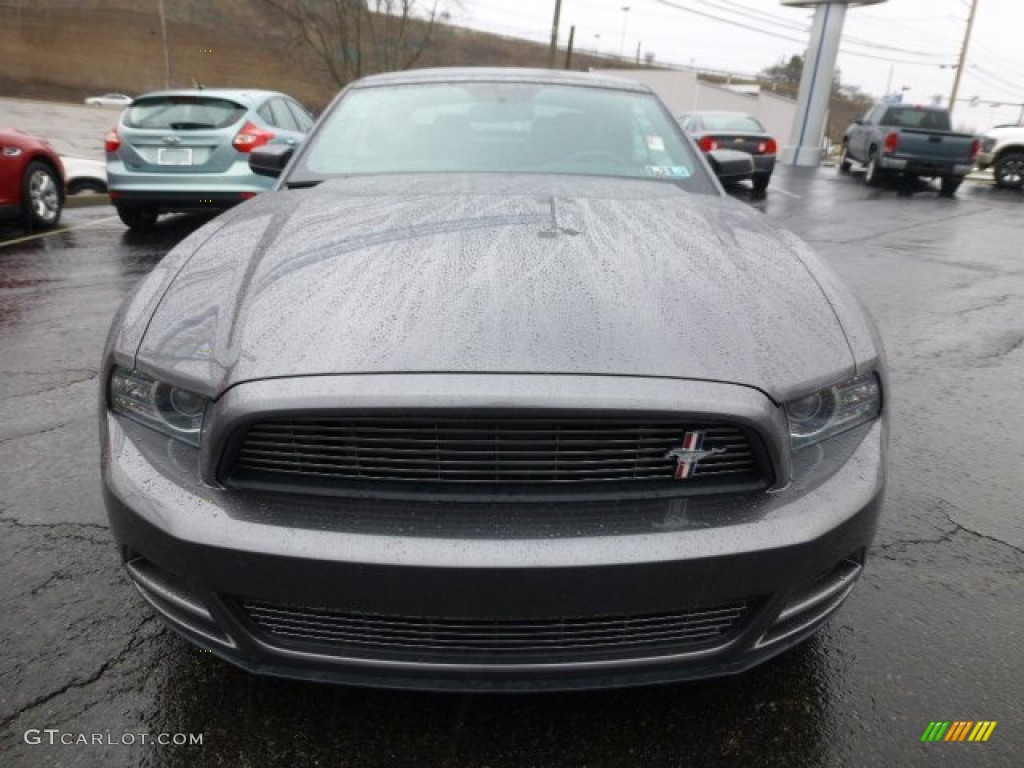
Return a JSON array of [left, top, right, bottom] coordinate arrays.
[[101, 68, 886, 691], [679, 111, 777, 195]]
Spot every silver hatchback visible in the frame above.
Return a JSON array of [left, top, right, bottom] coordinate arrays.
[[105, 89, 313, 229]]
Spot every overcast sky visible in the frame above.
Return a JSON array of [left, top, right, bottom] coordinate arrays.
[[455, 0, 1024, 131]]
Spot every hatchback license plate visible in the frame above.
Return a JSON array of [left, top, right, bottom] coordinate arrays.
[[157, 147, 193, 166]]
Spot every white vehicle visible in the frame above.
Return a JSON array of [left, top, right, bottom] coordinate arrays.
[[60, 156, 107, 194], [84, 93, 133, 108], [977, 124, 1024, 190]]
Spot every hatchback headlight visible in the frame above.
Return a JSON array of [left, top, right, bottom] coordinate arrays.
[[109, 367, 207, 446], [786, 373, 881, 450]]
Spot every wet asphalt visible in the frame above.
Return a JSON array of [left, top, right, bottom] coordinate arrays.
[[1, 168, 1021, 767]]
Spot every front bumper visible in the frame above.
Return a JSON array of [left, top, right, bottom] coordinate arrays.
[[101, 375, 885, 691]]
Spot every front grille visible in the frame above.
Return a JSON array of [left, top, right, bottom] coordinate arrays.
[[240, 599, 753, 662], [224, 413, 768, 493]]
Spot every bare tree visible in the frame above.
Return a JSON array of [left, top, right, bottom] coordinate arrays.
[[262, 0, 448, 86]]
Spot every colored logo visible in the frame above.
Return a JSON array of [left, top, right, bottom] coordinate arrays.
[[921, 721, 997, 742], [664, 431, 726, 480]]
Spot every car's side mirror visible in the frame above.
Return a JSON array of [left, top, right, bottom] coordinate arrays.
[[706, 149, 754, 185], [249, 145, 294, 178]]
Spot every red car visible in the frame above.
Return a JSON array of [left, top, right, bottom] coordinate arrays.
[[0, 129, 65, 230]]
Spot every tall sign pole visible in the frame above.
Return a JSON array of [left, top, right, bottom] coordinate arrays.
[[780, 0, 886, 167]]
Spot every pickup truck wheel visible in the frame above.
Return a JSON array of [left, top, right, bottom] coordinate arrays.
[[939, 177, 963, 198], [994, 151, 1024, 190], [838, 143, 852, 174], [864, 151, 883, 187]]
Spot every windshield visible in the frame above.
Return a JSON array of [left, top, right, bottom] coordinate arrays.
[[293, 82, 713, 190]]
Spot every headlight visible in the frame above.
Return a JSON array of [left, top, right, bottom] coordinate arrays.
[[786, 373, 881, 450], [109, 367, 208, 446]]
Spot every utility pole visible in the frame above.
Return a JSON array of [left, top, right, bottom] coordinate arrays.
[[565, 25, 576, 70], [619, 6, 631, 61], [546, 0, 562, 69], [949, 0, 979, 111], [635, 40, 642, 65], [157, 0, 171, 88]]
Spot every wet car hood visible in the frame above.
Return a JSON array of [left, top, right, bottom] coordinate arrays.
[[134, 175, 857, 401]]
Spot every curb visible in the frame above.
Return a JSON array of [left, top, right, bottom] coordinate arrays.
[[65, 193, 111, 208]]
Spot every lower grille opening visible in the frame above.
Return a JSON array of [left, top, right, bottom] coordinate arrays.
[[238, 599, 755, 664], [758, 553, 864, 648], [126, 556, 233, 648]]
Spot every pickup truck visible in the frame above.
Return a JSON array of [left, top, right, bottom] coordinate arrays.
[[839, 104, 979, 197], [976, 124, 1024, 189]]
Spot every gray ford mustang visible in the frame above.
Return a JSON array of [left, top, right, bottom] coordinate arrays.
[[101, 68, 887, 691]]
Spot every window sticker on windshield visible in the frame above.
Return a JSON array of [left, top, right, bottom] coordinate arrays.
[[646, 165, 691, 178], [646, 135, 665, 151]]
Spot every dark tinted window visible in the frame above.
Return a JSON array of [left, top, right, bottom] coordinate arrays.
[[125, 96, 246, 130], [881, 107, 951, 130], [701, 114, 766, 133]]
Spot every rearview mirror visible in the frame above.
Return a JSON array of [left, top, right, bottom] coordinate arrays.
[[706, 149, 754, 185], [249, 144, 294, 178]]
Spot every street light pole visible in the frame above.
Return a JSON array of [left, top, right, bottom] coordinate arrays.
[[619, 6, 630, 61]]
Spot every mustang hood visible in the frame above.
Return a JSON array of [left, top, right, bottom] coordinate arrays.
[[134, 175, 856, 401]]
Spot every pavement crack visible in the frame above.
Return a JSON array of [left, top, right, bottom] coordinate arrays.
[[873, 513, 1024, 560], [831, 206, 988, 246], [0, 516, 109, 541], [872, 526, 959, 558], [975, 333, 1024, 361], [942, 511, 1024, 555], [0, 422, 73, 444], [954, 294, 1013, 317], [0, 368, 98, 377], [0, 371, 98, 399], [28, 569, 74, 596], [0, 615, 156, 730]]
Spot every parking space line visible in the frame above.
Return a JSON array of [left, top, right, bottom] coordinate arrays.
[[771, 186, 802, 200], [0, 215, 121, 249]]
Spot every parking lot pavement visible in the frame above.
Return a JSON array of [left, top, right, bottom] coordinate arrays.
[[1, 170, 1022, 767]]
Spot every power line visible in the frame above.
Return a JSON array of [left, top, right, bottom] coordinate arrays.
[[651, 0, 810, 46]]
